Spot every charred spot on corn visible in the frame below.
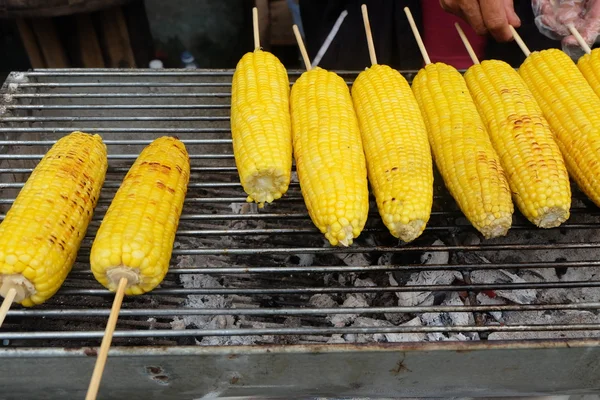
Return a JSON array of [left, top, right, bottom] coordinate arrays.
[[412, 62, 513, 239], [90, 136, 190, 295], [520, 49, 597, 211], [0, 131, 107, 307]]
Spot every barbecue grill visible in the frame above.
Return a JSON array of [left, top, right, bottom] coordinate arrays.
[[1, 68, 600, 399]]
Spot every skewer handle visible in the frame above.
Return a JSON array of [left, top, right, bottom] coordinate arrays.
[[455, 23, 480, 65], [509, 25, 531, 57], [404, 7, 431, 65], [361, 4, 378, 66], [567, 24, 592, 55], [85, 277, 128, 400], [0, 287, 17, 328], [293, 24, 312, 71], [252, 7, 260, 50]]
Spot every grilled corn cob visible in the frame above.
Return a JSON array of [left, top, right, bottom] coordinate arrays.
[[231, 50, 292, 206], [577, 49, 600, 98], [0, 132, 107, 307], [90, 137, 190, 295], [290, 67, 369, 246], [412, 63, 513, 238], [351, 64, 433, 242], [519, 49, 600, 206], [464, 60, 571, 228]]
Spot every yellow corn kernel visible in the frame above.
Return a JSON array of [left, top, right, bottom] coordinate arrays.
[[90, 137, 190, 295], [231, 50, 292, 206], [352, 64, 433, 242], [290, 67, 369, 246], [0, 132, 107, 307], [465, 60, 571, 228], [520, 49, 600, 206], [412, 63, 514, 238], [577, 49, 600, 99]]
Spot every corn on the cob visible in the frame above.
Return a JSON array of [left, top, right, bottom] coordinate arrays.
[[519, 49, 600, 206], [90, 137, 189, 295], [290, 67, 369, 246], [351, 64, 433, 242], [231, 50, 292, 207], [464, 60, 571, 228], [412, 63, 514, 238], [577, 49, 600, 98], [0, 132, 107, 307]]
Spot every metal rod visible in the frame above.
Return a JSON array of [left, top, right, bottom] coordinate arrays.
[[4, 104, 230, 110], [9, 80, 349, 87], [0, 139, 232, 146], [0, 154, 234, 161], [112, 242, 600, 256], [0, 196, 305, 205], [0, 127, 230, 133], [11, 93, 232, 98], [2, 324, 600, 341], [1, 116, 229, 122], [15, 82, 234, 87], [66, 260, 600, 275], [9, 302, 600, 318], [56, 281, 600, 296]]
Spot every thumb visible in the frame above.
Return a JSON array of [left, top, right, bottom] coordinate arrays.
[[504, 0, 521, 26]]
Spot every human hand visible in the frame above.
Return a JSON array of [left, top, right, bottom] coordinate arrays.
[[439, 0, 521, 41], [533, 0, 600, 57]]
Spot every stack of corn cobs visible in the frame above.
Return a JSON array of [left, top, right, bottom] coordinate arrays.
[[3, 38, 600, 309], [231, 45, 600, 247]]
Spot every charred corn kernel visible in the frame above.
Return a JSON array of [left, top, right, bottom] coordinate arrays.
[[577, 49, 600, 98], [520, 49, 600, 206], [0, 132, 107, 307], [352, 64, 433, 242], [231, 50, 292, 206], [290, 67, 369, 246], [90, 137, 190, 295], [412, 63, 513, 238], [465, 60, 571, 228]]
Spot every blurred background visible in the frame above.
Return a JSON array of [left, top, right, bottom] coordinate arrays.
[[0, 0, 302, 81]]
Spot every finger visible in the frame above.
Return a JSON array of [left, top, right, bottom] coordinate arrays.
[[503, 0, 521, 27], [439, 0, 453, 12], [480, 0, 513, 41], [557, 0, 585, 25], [456, 0, 487, 36], [584, 0, 600, 19]]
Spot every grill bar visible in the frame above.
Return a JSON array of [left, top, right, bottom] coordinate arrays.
[[2, 68, 600, 350], [3, 104, 230, 110], [55, 281, 600, 296], [3, 324, 600, 341], [9, 303, 600, 318], [0, 139, 232, 145], [66, 260, 600, 274]]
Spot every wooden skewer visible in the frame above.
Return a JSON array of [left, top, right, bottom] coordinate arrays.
[[252, 6, 260, 50], [85, 277, 128, 400], [404, 7, 431, 65], [361, 4, 377, 66], [0, 287, 17, 328], [455, 23, 480, 65], [509, 25, 531, 57], [293, 24, 312, 71], [567, 24, 592, 55]]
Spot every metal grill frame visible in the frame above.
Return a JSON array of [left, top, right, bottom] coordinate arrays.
[[1, 68, 600, 399]]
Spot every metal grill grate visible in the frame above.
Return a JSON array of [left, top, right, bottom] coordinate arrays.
[[1, 68, 600, 349]]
